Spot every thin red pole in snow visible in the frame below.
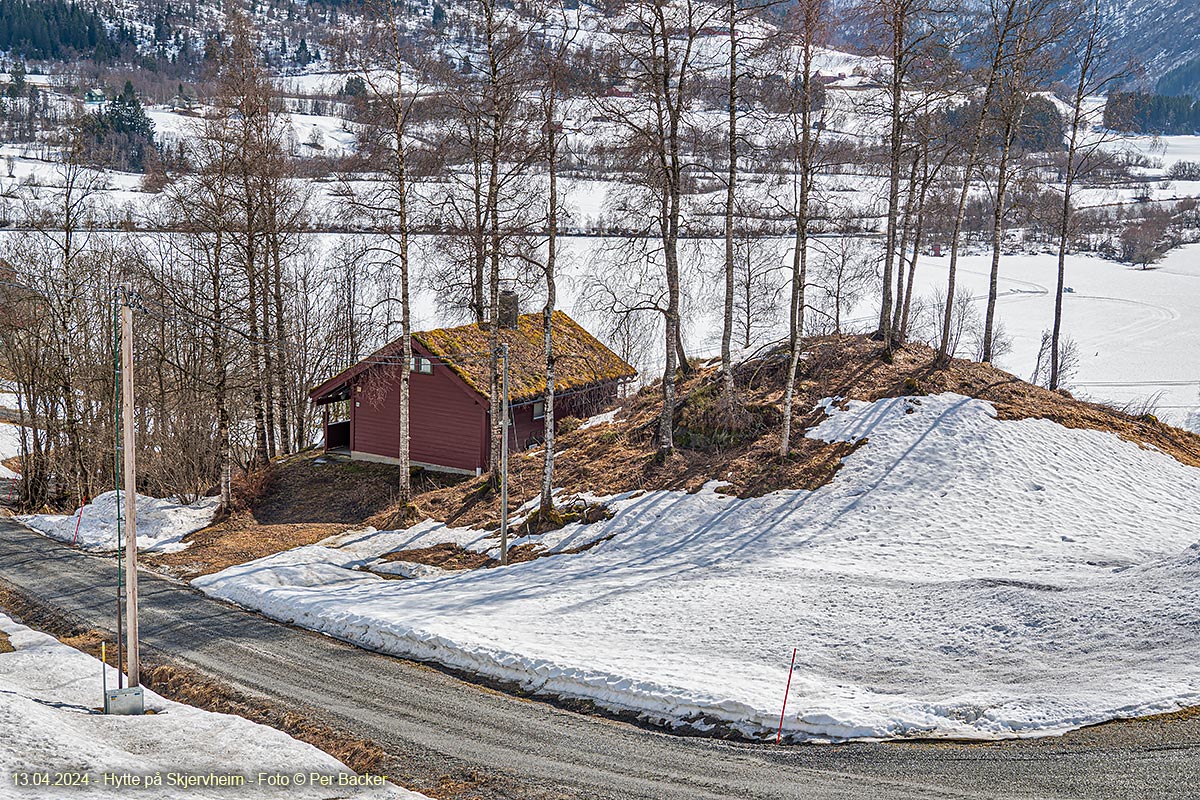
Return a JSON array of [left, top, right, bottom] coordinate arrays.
[[72, 496, 87, 546], [776, 648, 798, 745]]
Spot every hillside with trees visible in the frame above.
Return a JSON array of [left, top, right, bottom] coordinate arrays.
[[0, 0, 133, 61]]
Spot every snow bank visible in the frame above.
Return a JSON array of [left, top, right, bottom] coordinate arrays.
[[0, 614, 423, 799], [19, 492, 219, 553], [0, 422, 25, 479], [196, 394, 1200, 742], [0, 421, 22, 456]]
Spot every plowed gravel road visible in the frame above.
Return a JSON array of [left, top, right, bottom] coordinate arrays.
[[0, 519, 1196, 800]]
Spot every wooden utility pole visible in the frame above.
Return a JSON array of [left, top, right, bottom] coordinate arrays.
[[499, 343, 510, 566], [120, 293, 140, 688]]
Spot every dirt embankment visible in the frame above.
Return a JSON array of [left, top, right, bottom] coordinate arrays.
[[144, 455, 427, 581]]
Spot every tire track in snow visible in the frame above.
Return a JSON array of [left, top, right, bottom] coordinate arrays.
[[1064, 294, 1180, 353]]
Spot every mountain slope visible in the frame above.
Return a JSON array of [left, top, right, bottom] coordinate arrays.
[[1102, 0, 1200, 95]]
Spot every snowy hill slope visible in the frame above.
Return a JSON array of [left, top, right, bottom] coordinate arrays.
[[196, 392, 1200, 742]]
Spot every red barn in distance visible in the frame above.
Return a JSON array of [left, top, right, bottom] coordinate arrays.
[[309, 302, 637, 475]]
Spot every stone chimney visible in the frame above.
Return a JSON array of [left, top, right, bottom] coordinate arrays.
[[498, 290, 520, 330]]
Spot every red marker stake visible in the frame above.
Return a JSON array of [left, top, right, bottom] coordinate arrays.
[[72, 497, 87, 545], [776, 647, 798, 745]]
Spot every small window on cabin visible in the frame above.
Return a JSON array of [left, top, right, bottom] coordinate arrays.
[[411, 356, 433, 375], [533, 400, 546, 420]]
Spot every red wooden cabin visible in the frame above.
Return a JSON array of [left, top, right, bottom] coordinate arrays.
[[309, 309, 637, 474]]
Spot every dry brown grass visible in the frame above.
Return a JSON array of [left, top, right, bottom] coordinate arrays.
[[0, 631, 13, 654], [144, 515, 348, 580], [1118, 705, 1200, 725], [382, 542, 496, 571]]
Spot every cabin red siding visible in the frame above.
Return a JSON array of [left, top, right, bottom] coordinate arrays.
[[323, 344, 626, 473], [350, 350, 487, 473], [502, 383, 619, 450], [348, 374, 620, 473]]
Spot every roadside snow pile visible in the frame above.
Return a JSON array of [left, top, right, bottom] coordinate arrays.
[[1186, 409, 1200, 434], [19, 492, 219, 553], [196, 394, 1200, 742], [0, 614, 423, 799], [0, 422, 24, 479]]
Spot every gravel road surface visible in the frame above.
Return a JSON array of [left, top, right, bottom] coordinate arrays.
[[0, 518, 1195, 800]]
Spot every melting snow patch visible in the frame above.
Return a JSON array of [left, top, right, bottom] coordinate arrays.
[[18, 491, 219, 553], [196, 393, 1200, 742], [0, 422, 21, 451], [580, 409, 620, 429], [0, 614, 421, 799]]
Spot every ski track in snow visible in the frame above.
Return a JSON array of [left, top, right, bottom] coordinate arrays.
[[196, 394, 1200, 743], [1068, 294, 1180, 352]]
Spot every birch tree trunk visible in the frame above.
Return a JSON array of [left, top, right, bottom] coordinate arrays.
[[391, 0, 414, 509], [937, 3, 1016, 362], [780, 0, 822, 457], [1051, 0, 1105, 389], [720, 0, 738, 403]]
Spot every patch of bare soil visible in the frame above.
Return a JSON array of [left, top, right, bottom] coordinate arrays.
[[251, 450, 422, 525], [144, 515, 348, 581], [0, 631, 13, 653], [382, 542, 496, 571]]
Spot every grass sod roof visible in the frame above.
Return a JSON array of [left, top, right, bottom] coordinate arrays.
[[309, 310, 636, 405], [416, 310, 637, 404]]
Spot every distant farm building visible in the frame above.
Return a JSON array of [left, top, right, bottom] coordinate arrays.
[[170, 93, 198, 113], [83, 88, 107, 104], [310, 301, 636, 474], [600, 85, 635, 99]]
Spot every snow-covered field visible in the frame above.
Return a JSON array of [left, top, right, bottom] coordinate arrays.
[[18, 492, 219, 553], [196, 393, 1200, 742], [899, 247, 1200, 427], [0, 614, 422, 799]]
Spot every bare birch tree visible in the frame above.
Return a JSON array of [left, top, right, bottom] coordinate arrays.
[[776, 0, 832, 455], [334, 0, 431, 511], [603, 0, 720, 456], [1049, 0, 1123, 389]]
